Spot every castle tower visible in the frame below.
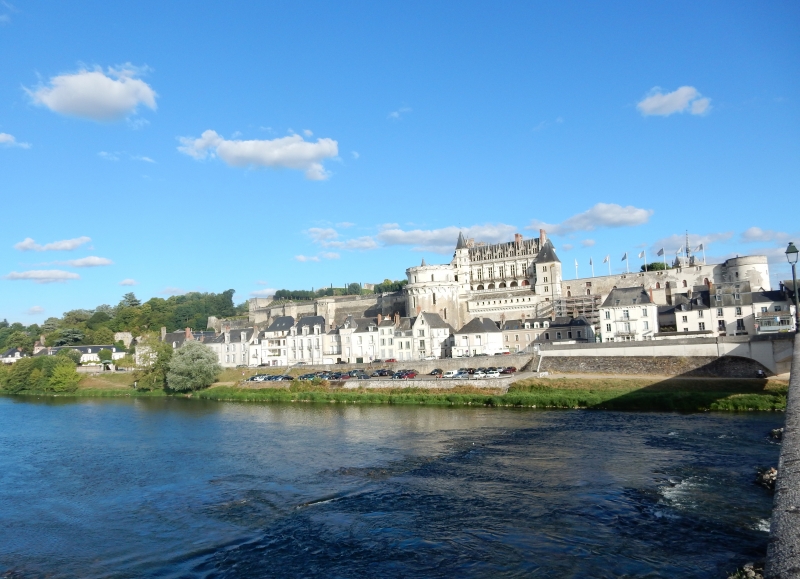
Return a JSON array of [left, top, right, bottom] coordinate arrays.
[[533, 229, 562, 299]]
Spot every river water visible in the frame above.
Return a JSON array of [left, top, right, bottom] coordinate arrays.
[[0, 397, 783, 578]]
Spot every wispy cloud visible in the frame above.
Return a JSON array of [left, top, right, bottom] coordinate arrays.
[[99, 151, 155, 163], [26, 64, 157, 122], [378, 223, 518, 254], [388, 106, 411, 120], [178, 130, 338, 180], [26, 306, 44, 315], [581, 239, 596, 247], [58, 256, 113, 267], [741, 227, 792, 244], [5, 270, 80, 283], [650, 231, 733, 253], [160, 286, 185, 296], [14, 236, 91, 252], [250, 288, 276, 297], [0, 132, 31, 149], [637, 86, 710, 117], [119, 278, 137, 286], [532, 116, 564, 132], [294, 255, 320, 262], [351, 151, 359, 159], [306, 227, 378, 250], [528, 203, 653, 236]]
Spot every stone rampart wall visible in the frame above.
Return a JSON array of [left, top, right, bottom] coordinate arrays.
[[538, 355, 768, 378], [341, 376, 513, 391]]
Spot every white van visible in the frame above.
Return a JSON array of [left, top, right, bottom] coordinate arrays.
[[442, 370, 458, 379]]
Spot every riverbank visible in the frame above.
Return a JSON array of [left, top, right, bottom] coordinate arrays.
[[2, 374, 788, 412]]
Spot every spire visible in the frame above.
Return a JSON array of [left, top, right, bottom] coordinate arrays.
[[421, 258, 427, 266], [456, 231, 467, 249]]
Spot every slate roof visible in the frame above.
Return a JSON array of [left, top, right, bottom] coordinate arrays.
[[163, 330, 216, 347], [266, 316, 295, 332], [673, 290, 710, 311], [753, 290, 788, 304], [456, 231, 468, 250], [549, 316, 593, 329], [417, 311, 453, 331], [601, 287, 652, 308], [456, 317, 501, 334], [296, 316, 326, 332], [36, 345, 121, 356], [205, 329, 255, 344], [501, 318, 550, 331], [534, 239, 560, 264], [1, 347, 24, 358]]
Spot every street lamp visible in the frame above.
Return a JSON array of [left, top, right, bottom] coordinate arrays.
[[786, 242, 800, 332]]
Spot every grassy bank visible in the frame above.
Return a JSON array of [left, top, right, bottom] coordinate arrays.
[[2, 375, 788, 411]]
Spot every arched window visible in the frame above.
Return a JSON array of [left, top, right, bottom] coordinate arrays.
[[510, 281, 518, 287], [586, 289, 591, 295], [499, 282, 506, 288], [656, 282, 661, 289], [665, 282, 670, 289], [567, 291, 571, 297], [521, 280, 530, 286], [682, 280, 687, 287], [477, 284, 484, 290], [704, 278, 710, 286], [488, 283, 495, 290]]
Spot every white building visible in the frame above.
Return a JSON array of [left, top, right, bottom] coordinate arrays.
[[1, 347, 26, 364], [451, 317, 504, 357], [287, 316, 327, 365], [258, 316, 294, 366], [599, 288, 659, 342]]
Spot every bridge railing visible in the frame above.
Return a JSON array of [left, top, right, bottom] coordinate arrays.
[[766, 333, 799, 578]]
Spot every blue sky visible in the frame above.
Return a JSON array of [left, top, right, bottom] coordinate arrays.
[[1, 1, 798, 323]]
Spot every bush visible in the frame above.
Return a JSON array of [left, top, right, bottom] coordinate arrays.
[[0, 356, 80, 393], [97, 349, 113, 362], [166, 341, 221, 392], [56, 348, 83, 365], [134, 336, 173, 390], [48, 361, 81, 392]]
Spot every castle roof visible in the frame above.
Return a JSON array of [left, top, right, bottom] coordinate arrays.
[[601, 287, 652, 307], [456, 317, 501, 334], [456, 231, 468, 249], [266, 316, 295, 332], [534, 239, 560, 264]]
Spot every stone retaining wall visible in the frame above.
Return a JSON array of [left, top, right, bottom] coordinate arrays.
[[539, 355, 770, 378], [340, 377, 513, 391], [765, 336, 800, 578]]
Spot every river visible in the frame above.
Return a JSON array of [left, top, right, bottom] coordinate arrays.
[[0, 397, 783, 578]]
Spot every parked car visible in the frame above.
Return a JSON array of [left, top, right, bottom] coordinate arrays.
[[423, 356, 438, 360], [485, 370, 501, 378], [500, 367, 517, 374], [442, 370, 458, 379], [429, 368, 443, 377], [385, 358, 397, 363], [472, 370, 486, 379], [453, 371, 470, 380]]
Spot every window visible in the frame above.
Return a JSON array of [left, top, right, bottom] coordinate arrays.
[[699, 322, 706, 331], [736, 319, 745, 330], [525, 334, 530, 341], [505, 335, 509, 342], [545, 332, 550, 340], [605, 311, 610, 319], [577, 331, 582, 338], [682, 316, 688, 323], [542, 265, 548, 272], [643, 321, 649, 330], [698, 310, 704, 318], [515, 334, 519, 341], [735, 307, 742, 316], [622, 309, 630, 319], [418, 330, 425, 337], [606, 324, 611, 332], [717, 308, 723, 316], [682, 280, 687, 287], [622, 322, 631, 333], [718, 320, 725, 330], [761, 307, 768, 313], [544, 277, 548, 283], [775, 306, 783, 312], [642, 308, 647, 317], [556, 332, 562, 340]]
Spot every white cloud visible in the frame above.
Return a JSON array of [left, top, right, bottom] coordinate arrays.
[[294, 255, 320, 262], [319, 252, 340, 260], [98, 151, 120, 161], [27, 64, 157, 121], [14, 236, 91, 251], [561, 244, 574, 251], [26, 306, 44, 315], [132, 155, 155, 163], [60, 256, 113, 267], [741, 227, 791, 244], [378, 223, 518, 254], [303, 129, 313, 137], [99, 151, 154, 163], [160, 286, 185, 296], [178, 130, 338, 180], [351, 151, 359, 159], [250, 288, 276, 297], [582, 239, 596, 247], [307, 227, 339, 242], [119, 278, 137, 286], [306, 227, 378, 251], [388, 107, 411, 120], [528, 203, 653, 236], [650, 231, 734, 253], [5, 270, 80, 283], [0, 132, 30, 149], [637, 86, 711, 117]]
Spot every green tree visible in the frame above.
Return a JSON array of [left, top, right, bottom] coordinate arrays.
[[91, 327, 115, 345], [166, 341, 221, 392], [48, 361, 80, 392], [87, 311, 112, 329], [56, 348, 83, 365], [640, 262, 670, 272], [5, 331, 34, 354], [54, 328, 85, 346], [119, 292, 142, 308], [97, 349, 113, 362], [134, 336, 173, 390], [346, 282, 362, 295], [5, 358, 35, 393]]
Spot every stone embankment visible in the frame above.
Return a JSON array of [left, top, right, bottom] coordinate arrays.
[[339, 376, 514, 391], [539, 355, 770, 378], [765, 334, 800, 578]]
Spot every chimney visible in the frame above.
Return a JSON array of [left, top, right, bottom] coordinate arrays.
[[649, 287, 654, 302], [185, 327, 193, 340], [161, 327, 167, 341], [539, 229, 547, 245], [514, 233, 523, 246], [394, 312, 400, 326], [377, 313, 383, 324]]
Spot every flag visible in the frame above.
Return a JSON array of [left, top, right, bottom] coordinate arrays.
[[638, 251, 645, 259], [603, 255, 609, 263], [621, 252, 627, 261], [657, 248, 664, 256], [589, 257, 593, 266], [676, 245, 683, 254], [695, 243, 704, 251]]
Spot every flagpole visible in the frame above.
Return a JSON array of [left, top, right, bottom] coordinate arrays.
[[644, 249, 648, 272], [663, 250, 666, 268], [591, 260, 594, 278], [702, 245, 706, 265], [575, 260, 578, 280], [626, 254, 629, 273]]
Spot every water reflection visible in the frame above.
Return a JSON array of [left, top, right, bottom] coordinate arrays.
[[0, 398, 782, 578]]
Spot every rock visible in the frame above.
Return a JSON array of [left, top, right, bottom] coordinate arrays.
[[756, 467, 777, 490], [771, 427, 784, 440], [727, 561, 764, 579]]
